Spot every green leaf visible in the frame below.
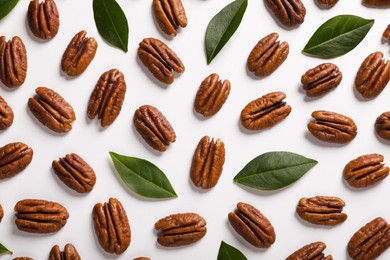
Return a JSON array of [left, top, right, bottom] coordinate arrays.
[[109, 152, 178, 199], [0, 243, 12, 255], [205, 0, 247, 64], [93, 0, 129, 52], [233, 151, 317, 191], [217, 241, 247, 260], [302, 15, 374, 58], [0, 0, 19, 20]]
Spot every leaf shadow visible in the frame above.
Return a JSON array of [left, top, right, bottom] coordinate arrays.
[[233, 182, 284, 197]]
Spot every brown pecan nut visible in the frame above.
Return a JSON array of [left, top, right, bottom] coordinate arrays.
[[384, 24, 390, 40], [375, 111, 390, 141], [0, 142, 33, 180], [190, 136, 225, 189], [240, 91, 291, 130], [134, 105, 176, 152], [52, 153, 96, 193], [308, 110, 357, 144], [49, 244, 80, 260], [0, 203, 3, 222], [92, 197, 131, 254], [265, 0, 306, 27], [194, 73, 231, 117], [316, 0, 339, 7], [14, 199, 69, 233], [247, 33, 289, 77], [28, 86, 76, 133], [138, 37, 185, 84], [228, 202, 275, 248], [87, 69, 126, 127], [286, 241, 332, 260], [153, 0, 187, 36], [343, 154, 389, 188], [348, 217, 390, 260], [0, 36, 27, 88], [61, 30, 97, 77], [355, 51, 390, 99], [363, 0, 390, 6], [27, 0, 60, 40], [296, 196, 347, 226], [0, 96, 14, 130], [13, 258, 33, 260], [155, 212, 207, 247], [301, 63, 342, 97], [134, 258, 151, 260]]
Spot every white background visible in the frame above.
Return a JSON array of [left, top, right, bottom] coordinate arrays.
[[0, 0, 389, 259]]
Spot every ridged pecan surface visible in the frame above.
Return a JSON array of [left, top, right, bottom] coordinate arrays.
[[375, 111, 390, 141], [264, 0, 306, 27], [384, 24, 390, 39], [0, 203, 3, 222], [27, 0, 60, 39], [286, 241, 333, 260], [316, 0, 339, 7], [363, 0, 390, 6], [0, 142, 33, 180], [49, 244, 80, 260], [301, 63, 342, 97], [153, 0, 187, 36], [0, 96, 14, 130]]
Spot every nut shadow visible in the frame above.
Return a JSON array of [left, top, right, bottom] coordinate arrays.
[[90, 217, 120, 259], [304, 131, 350, 148], [24, 15, 49, 44], [131, 122, 164, 157], [50, 166, 88, 198], [135, 55, 170, 90], [150, 4, 176, 42], [374, 128, 390, 145], [261, 0, 302, 31], [294, 211, 340, 230], [341, 171, 385, 192], [237, 117, 277, 136]]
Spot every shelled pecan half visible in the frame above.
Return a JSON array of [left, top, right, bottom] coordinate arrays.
[[49, 244, 80, 260], [27, 0, 60, 39], [0, 96, 14, 130], [301, 63, 342, 97], [264, 0, 306, 27], [375, 111, 390, 141], [0, 142, 33, 180], [153, 0, 187, 36], [286, 241, 332, 259]]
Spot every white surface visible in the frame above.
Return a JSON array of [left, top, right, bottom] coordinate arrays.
[[0, 0, 389, 259]]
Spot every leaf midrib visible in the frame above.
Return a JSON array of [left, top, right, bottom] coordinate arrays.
[[101, 0, 127, 51]]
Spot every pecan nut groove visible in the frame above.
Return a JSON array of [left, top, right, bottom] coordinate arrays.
[[355, 52, 390, 99], [308, 110, 357, 144], [92, 197, 131, 254], [247, 33, 289, 77], [301, 63, 342, 97], [138, 37, 185, 84], [61, 30, 97, 76], [265, 0, 306, 27], [194, 73, 231, 117], [228, 202, 275, 248], [375, 111, 390, 141], [52, 153, 96, 193], [14, 199, 69, 233], [190, 136, 225, 189], [0, 96, 14, 130], [87, 69, 126, 127], [0, 142, 33, 180], [28, 87, 76, 133], [286, 241, 332, 260], [348, 217, 390, 260], [0, 36, 27, 88], [49, 244, 80, 260], [155, 212, 207, 247], [240, 91, 291, 130], [343, 153, 389, 188], [134, 105, 176, 152], [27, 0, 60, 40], [153, 0, 187, 36], [296, 196, 347, 226]]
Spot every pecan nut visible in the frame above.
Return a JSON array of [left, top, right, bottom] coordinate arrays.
[[92, 197, 131, 254], [194, 73, 231, 117], [49, 244, 80, 260], [138, 37, 185, 84], [153, 0, 187, 36], [28, 86, 76, 133], [0, 142, 33, 180], [0, 203, 3, 222], [134, 105, 176, 152], [240, 91, 291, 130], [343, 153, 389, 188], [190, 136, 225, 189], [61, 30, 97, 77], [355, 51, 390, 99], [286, 241, 332, 260], [0, 96, 14, 130], [384, 24, 390, 40], [347, 217, 390, 260], [264, 0, 306, 27], [301, 63, 342, 97], [134, 258, 150, 260], [375, 111, 390, 141], [27, 0, 60, 40], [316, 0, 339, 7], [13, 258, 33, 260], [247, 33, 289, 77], [155, 212, 207, 247], [52, 153, 96, 193], [228, 202, 275, 248], [0, 36, 27, 88], [308, 110, 357, 144], [87, 69, 126, 127], [363, 0, 390, 6], [296, 196, 347, 226], [14, 199, 69, 233]]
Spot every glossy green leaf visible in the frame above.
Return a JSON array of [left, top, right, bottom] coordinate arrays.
[[109, 152, 177, 199], [0, 0, 19, 20], [233, 151, 317, 191], [0, 243, 12, 255], [205, 0, 247, 64], [217, 241, 247, 260], [93, 0, 129, 52], [302, 15, 374, 58]]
